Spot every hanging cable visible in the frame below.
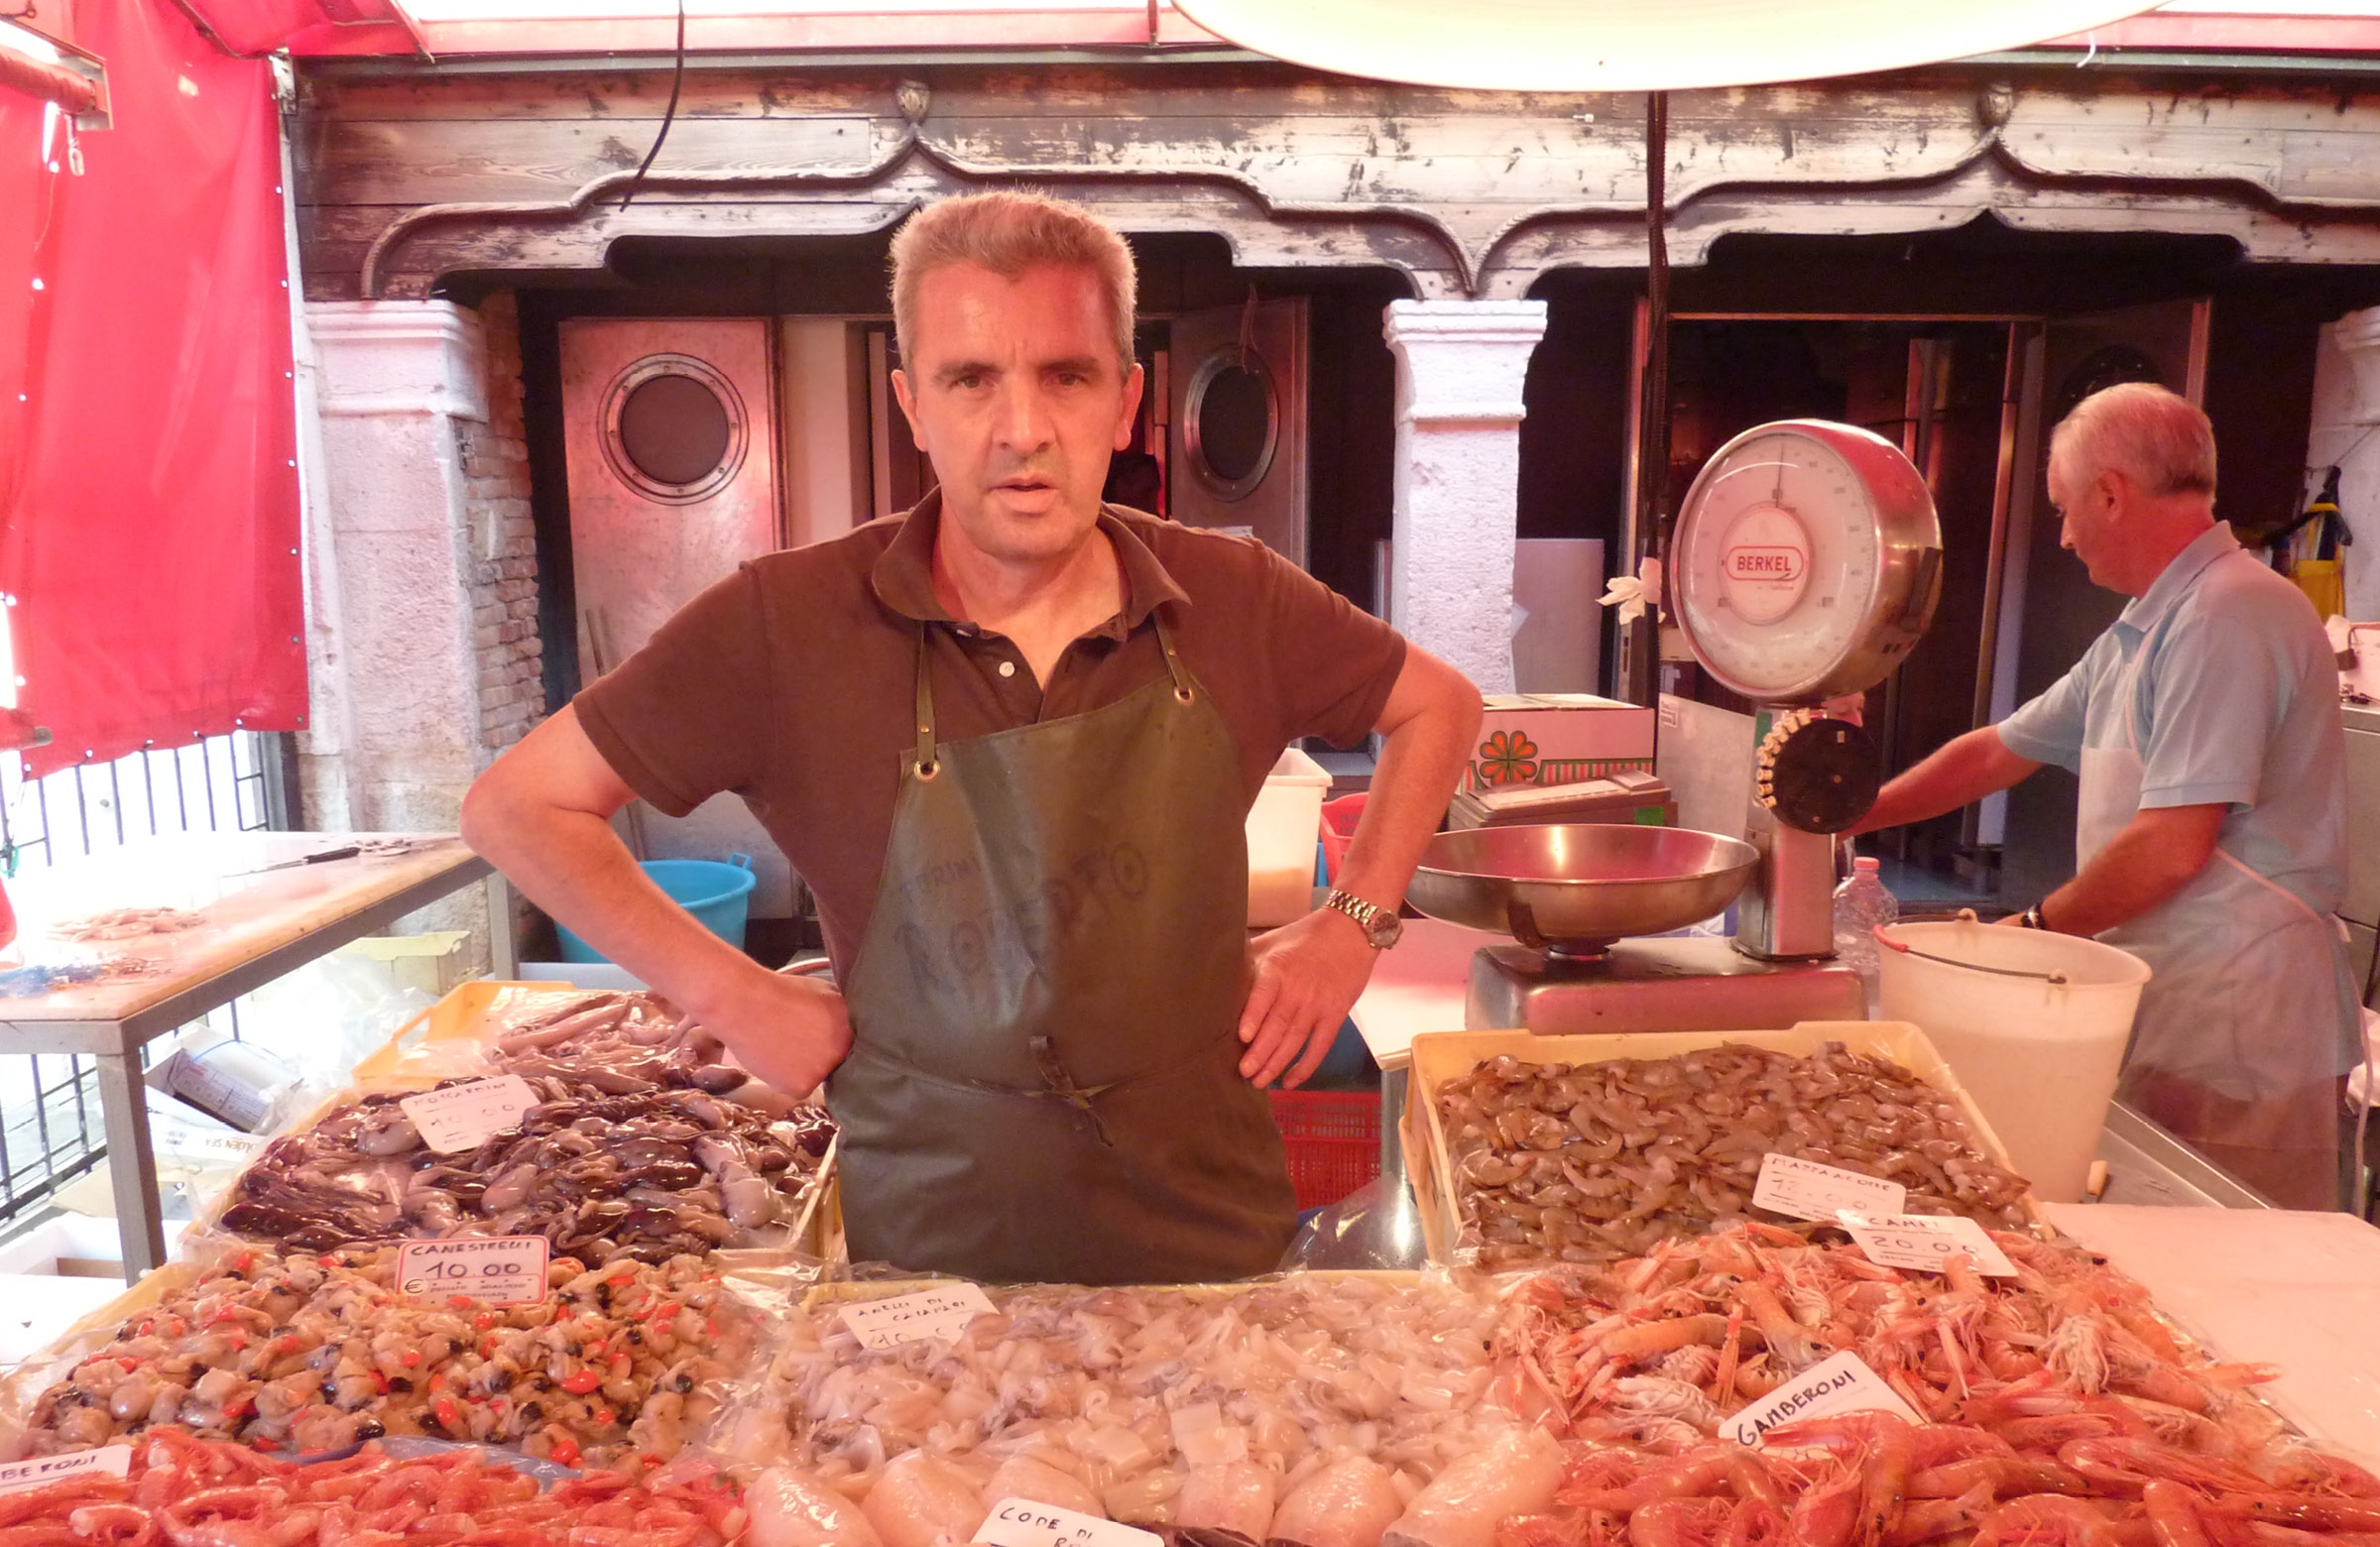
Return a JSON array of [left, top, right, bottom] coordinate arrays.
[[1623, 90, 1671, 705], [619, 0, 687, 209]]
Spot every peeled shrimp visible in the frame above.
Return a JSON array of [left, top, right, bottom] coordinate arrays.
[[750, 1468, 888, 1547], [983, 1457, 1104, 1519], [1380, 1427, 1565, 1547], [1270, 1457, 1406, 1547], [1176, 1463, 1277, 1540], [864, 1451, 989, 1547]]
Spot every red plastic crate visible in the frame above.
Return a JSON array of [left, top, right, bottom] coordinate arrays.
[[1268, 1088, 1382, 1211]]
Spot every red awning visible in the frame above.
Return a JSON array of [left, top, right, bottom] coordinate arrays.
[[0, 0, 305, 775]]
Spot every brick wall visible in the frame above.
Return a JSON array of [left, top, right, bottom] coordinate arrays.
[[460, 291, 542, 764]]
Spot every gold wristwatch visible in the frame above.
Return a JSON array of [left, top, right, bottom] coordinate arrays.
[[1323, 889, 1403, 949]]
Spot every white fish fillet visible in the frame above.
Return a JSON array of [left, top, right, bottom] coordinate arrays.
[[749, 1467, 890, 1547], [1380, 1429, 1565, 1547], [1176, 1462, 1278, 1541], [1269, 1457, 1405, 1547], [864, 1450, 992, 1547]]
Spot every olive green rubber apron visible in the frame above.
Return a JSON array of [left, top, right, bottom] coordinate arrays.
[[825, 615, 1296, 1284]]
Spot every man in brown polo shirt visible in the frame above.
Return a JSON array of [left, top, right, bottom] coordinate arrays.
[[462, 190, 1480, 1282]]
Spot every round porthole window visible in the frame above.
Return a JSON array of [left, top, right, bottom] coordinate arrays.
[[600, 354, 748, 504], [1183, 345, 1278, 503]]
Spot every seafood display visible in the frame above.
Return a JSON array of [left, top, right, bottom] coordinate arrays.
[[217, 1078, 836, 1263], [1437, 1045, 2030, 1267], [22, 1245, 750, 1466], [1497, 1410, 2380, 1547], [1494, 1223, 2287, 1453], [732, 1274, 1545, 1544], [0, 1427, 749, 1547], [486, 990, 767, 1101]]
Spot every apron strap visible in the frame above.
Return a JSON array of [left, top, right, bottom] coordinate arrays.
[[1152, 611, 1195, 704], [912, 625, 939, 779]]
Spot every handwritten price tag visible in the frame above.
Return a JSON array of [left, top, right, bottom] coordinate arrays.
[[400, 1076, 539, 1153], [0, 1446, 133, 1497], [1752, 1152, 1907, 1224], [1725, 1352, 1922, 1448], [1839, 1212, 2018, 1277], [840, 1283, 997, 1352], [977, 1497, 1162, 1547], [397, 1236, 550, 1306], [152, 1122, 265, 1164]]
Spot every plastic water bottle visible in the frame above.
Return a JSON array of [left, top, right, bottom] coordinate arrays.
[[1833, 856, 1898, 1015]]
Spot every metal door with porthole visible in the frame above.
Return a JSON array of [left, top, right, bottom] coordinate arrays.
[[1167, 298, 1308, 566], [559, 318, 791, 916]]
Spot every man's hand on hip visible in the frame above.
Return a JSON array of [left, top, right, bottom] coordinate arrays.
[[1236, 907, 1377, 1089]]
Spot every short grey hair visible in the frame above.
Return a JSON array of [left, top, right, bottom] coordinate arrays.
[[2050, 381, 2216, 500], [889, 190, 1137, 370]]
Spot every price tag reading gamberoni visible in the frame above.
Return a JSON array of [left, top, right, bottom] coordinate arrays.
[[400, 1075, 540, 1153], [1752, 1152, 1907, 1224], [839, 1283, 997, 1352], [1724, 1352, 1922, 1448], [397, 1236, 550, 1306]]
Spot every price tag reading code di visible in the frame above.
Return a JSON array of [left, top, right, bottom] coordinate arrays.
[[1839, 1212, 2018, 1277], [1752, 1152, 1907, 1224], [0, 1446, 133, 1497], [397, 1236, 550, 1306], [400, 1075, 540, 1153], [839, 1283, 998, 1352], [976, 1497, 1162, 1547]]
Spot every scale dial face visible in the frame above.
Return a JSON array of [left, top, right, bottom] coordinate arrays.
[[1672, 419, 1943, 705]]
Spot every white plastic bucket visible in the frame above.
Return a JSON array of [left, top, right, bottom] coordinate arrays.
[[1874, 918, 2151, 1205]]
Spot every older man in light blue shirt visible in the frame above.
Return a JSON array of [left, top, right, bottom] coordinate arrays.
[[1856, 382, 2357, 1209]]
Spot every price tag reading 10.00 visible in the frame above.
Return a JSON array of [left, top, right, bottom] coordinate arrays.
[[397, 1236, 550, 1306]]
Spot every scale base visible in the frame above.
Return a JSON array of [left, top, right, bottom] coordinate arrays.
[[1467, 936, 1865, 1034]]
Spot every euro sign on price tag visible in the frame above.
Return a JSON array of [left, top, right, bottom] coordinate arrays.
[[1838, 1212, 2018, 1277], [400, 1075, 540, 1153], [397, 1236, 549, 1306], [1752, 1152, 1907, 1224], [976, 1497, 1163, 1547], [840, 1283, 997, 1352], [0, 1446, 132, 1496], [1725, 1352, 1923, 1448]]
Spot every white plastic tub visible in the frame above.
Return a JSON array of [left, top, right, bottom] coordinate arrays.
[[1247, 748, 1332, 926], [1875, 919, 2150, 1206]]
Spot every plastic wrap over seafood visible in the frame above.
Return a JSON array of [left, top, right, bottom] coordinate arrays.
[[729, 1273, 1535, 1547], [1438, 1044, 2029, 1267], [1496, 1409, 2380, 1547], [0, 1427, 750, 1547], [484, 990, 775, 1102], [17, 1243, 751, 1467], [216, 1078, 835, 1263], [1492, 1224, 2289, 1456]]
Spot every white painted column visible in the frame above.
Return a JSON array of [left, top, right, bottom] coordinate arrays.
[[1381, 299, 1548, 693], [2308, 305, 2380, 623], [303, 300, 488, 833]]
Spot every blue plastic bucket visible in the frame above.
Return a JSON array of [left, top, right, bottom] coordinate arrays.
[[556, 854, 757, 963]]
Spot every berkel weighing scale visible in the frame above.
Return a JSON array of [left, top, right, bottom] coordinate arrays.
[[1408, 418, 1945, 1032]]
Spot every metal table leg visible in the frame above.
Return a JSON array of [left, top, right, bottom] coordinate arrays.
[[93, 1047, 166, 1281], [484, 870, 518, 979], [1378, 1064, 1408, 1189]]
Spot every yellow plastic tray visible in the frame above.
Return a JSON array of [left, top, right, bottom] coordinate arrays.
[[1404, 1020, 2049, 1265]]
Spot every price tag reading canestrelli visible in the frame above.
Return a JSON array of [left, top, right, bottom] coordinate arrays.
[[397, 1236, 550, 1306]]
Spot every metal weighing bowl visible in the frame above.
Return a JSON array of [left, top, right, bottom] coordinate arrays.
[[1408, 824, 1759, 960]]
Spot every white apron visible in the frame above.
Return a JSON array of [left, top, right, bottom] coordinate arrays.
[[2077, 639, 2355, 1208]]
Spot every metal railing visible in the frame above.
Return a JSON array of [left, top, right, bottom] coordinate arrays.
[[0, 734, 279, 1227]]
